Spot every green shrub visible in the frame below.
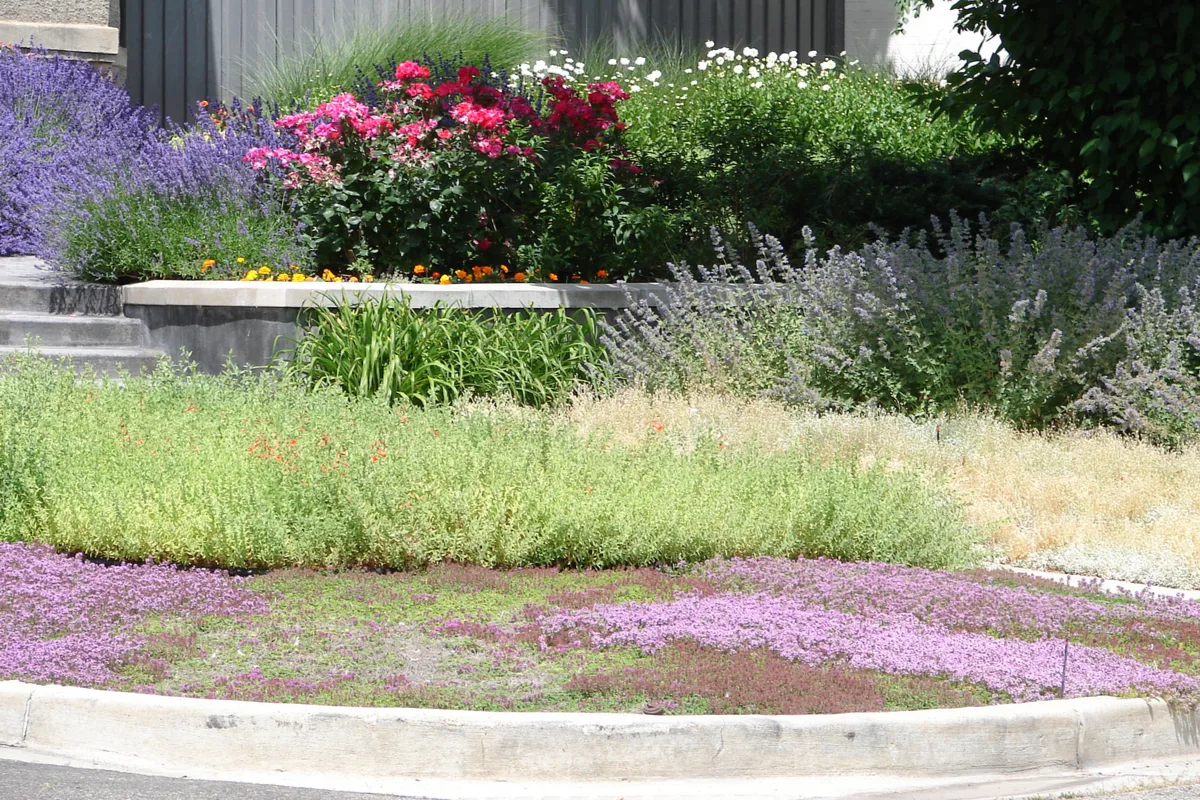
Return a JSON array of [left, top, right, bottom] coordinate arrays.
[[0, 354, 979, 571], [278, 293, 608, 408], [54, 183, 307, 283], [934, 0, 1200, 237], [610, 51, 1025, 256]]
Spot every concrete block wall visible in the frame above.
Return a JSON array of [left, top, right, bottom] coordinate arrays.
[[0, 0, 123, 74], [845, 0, 998, 77]]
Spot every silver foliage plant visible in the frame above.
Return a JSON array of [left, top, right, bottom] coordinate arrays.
[[600, 216, 1200, 447]]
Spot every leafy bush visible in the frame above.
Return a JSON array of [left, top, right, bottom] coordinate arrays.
[[601, 219, 1200, 445], [575, 47, 1028, 257], [0, 46, 155, 255], [248, 60, 669, 280], [0, 355, 978, 571], [935, 0, 1200, 237], [278, 293, 607, 407], [44, 102, 311, 282]]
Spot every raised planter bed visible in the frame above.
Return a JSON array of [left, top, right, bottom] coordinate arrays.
[[121, 280, 669, 374]]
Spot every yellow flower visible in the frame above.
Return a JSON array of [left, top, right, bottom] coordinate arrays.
[[202, 259, 216, 268], [291, 273, 306, 282], [237, 257, 247, 264], [413, 264, 426, 275], [348, 276, 359, 283], [363, 275, 374, 283], [258, 266, 271, 274], [276, 273, 289, 282], [242, 270, 258, 281], [439, 274, 451, 284]]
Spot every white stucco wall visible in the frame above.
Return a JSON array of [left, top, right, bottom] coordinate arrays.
[[845, 0, 998, 77]]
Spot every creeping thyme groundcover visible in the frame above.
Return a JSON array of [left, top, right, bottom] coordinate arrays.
[[6, 542, 1200, 711]]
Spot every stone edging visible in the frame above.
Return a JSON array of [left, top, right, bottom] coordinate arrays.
[[2, 681, 1199, 799]]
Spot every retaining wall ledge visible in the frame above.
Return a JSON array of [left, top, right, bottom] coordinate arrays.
[[122, 280, 671, 310]]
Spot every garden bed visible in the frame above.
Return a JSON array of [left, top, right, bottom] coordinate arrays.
[[8, 541, 1200, 715]]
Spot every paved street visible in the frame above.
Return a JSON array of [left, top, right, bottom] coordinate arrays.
[[0, 761, 413, 800], [2, 761, 1199, 800]]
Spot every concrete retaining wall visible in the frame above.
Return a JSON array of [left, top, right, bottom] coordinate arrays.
[[121, 280, 669, 374]]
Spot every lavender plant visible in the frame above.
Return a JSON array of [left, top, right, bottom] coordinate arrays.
[[0, 46, 156, 255], [43, 101, 311, 282], [602, 218, 1200, 443]]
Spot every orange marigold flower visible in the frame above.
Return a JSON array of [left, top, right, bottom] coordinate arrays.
[[413, 264, 426, 275], [513, 272, 526, 282], [548, 273, 558, 281], [348, 276, 359, 283], [596, 270, 609, 279], [363, 275, 374, 283], [202, 259, 216, 268], [500, 264, 509, 274], [455, 269, 467, 279]]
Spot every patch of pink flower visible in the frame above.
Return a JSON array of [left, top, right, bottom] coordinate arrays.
[[0, 543, 267, 686]]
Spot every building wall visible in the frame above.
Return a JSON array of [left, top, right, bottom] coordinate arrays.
[[845, 0, 997, 77], [4, 0, 116, 26], [0, 0, 122, 69]]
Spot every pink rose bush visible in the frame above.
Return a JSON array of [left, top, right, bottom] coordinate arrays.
[[244, 61, 670, 282]]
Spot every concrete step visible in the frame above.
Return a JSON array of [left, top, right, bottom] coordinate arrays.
[[0, 281, 123, 315], [0, 312, 146, 347], [0, 345, 165, 378]]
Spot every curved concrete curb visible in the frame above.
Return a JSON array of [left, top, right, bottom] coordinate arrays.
[[2, 682, 1200, 798]]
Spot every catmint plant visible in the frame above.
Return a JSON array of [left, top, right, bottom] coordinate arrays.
[[603, 217, 1200, 443]]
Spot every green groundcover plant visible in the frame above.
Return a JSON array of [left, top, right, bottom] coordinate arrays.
[[0, 353, 978, 571]]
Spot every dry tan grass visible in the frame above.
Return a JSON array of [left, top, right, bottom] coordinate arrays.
[[562, 390, 1200, 570]]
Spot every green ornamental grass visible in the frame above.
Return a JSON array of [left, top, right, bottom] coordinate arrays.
[[277, 292, 608, 408]]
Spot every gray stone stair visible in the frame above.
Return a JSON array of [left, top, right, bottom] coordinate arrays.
[[0, 258, 163, 377]]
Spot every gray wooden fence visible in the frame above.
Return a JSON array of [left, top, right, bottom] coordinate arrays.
[[125, 0, 845, 125]]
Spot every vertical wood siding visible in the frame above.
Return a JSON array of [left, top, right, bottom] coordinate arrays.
[[124, 0, 844, 124]]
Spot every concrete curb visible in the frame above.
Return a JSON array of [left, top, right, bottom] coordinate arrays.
[[3, 682, 1200, 798], [996, 565, 1200, 602], [122, 280, 671, 310]]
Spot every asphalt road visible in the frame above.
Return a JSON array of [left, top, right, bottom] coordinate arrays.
[[2, 761, 1199, 800], [0, 761, 413, 800]]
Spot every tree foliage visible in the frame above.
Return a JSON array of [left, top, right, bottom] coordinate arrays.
[[934, 0, 1200, 237]]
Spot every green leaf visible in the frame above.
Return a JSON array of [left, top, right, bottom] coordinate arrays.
[[1184, 160, 1200, 184]]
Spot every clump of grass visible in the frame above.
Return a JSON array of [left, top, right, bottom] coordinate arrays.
[[251, 15, 551, 106], [0, 354, 977, 571], [277, 293, 608, 408]]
